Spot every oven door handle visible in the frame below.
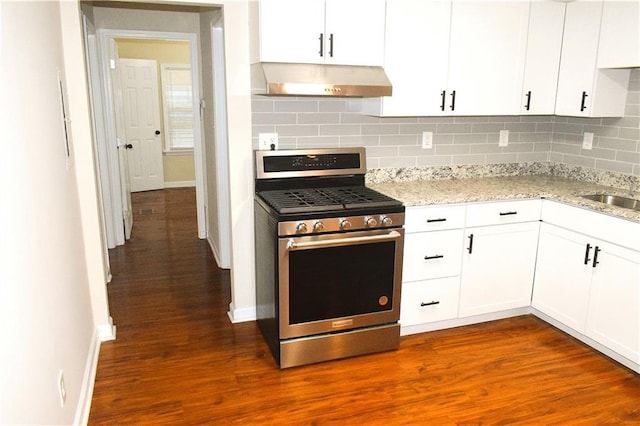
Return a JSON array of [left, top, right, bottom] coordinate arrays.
[[286, 230, 402, 251]]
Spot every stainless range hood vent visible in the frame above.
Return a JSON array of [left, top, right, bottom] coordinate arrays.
[[251, 62, 392, 97]]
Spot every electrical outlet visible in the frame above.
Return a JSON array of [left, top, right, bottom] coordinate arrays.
[[582, 132, 594, 150], [58, 370, 66, 407], [421, 131, 433, 149], [259, 133, 278, 151], [499, 130, 509, 147]]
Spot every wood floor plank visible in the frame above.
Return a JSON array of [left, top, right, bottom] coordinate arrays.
[[89, 188, 640, 425]]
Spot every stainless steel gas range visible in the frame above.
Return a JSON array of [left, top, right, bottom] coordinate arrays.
[[253, 147, 405, 368]]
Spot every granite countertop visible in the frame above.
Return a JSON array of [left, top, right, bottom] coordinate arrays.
[[369, 175, 640, 223]]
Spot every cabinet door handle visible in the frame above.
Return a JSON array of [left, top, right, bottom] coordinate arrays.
[[592, 246, 601, 268], [467, 234, 474, 254], [440, 90, 446, 111], [318, 33, 323, 57], [424, 254, 444, 260], [525, 91, 532, 111], [450, 90, 456, 111], [584, 243, 592, 265], [421, 301, 440, 307], [580, 91, 588, 112], [499, 211, 518, 216], [427, 218, 447, 223], [328, 33, 334, 57]]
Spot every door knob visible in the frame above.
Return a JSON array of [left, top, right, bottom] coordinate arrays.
[[155, 130, 161, 135], [124, 143, 133, 149]]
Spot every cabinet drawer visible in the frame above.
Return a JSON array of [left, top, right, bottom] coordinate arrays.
[[405, 205, 466, 232], [465, 199, 541, 227], [402, 229, 463, 282], [541, 200, 640, 251], [401, 277, 460, 326]]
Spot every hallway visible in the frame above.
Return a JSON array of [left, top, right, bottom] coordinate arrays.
[[88, 188, 640, 424]]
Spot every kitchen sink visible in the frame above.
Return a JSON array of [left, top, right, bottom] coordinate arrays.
[[581, 194, 640, 212]]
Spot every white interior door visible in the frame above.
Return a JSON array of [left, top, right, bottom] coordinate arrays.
[[118, 58, 165, 192]]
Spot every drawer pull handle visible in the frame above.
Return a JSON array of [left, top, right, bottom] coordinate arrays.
[[427, 218, 447, 223], [424, 254, 444, 260], [467, 234, 474, 254], [499, 211, 518, 216], [421, 301, 440, 307]]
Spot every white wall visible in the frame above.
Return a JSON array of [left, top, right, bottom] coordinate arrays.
[[0, 1, 104, 423]]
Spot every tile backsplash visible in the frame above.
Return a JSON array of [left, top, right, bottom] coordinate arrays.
[[252, 68, 639, 177]]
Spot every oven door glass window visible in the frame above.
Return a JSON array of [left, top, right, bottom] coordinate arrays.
[[285, 237, 398, 325]]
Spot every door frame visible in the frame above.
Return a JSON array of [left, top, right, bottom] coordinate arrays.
[[96, 28, 206, 245]]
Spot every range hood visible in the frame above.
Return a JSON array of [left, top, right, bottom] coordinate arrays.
[[251, 62, 392, 97]]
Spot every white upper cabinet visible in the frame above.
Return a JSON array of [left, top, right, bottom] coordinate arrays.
[[597, 0, 640, 68], [257, 0, 385, 66], [447, 1, 530, 116], [554, 0, 631, 117], [365, 0, 532, 117], [363, 0, 452, 117], [520, 1, 565, 115], [362, 0, 451, 116]]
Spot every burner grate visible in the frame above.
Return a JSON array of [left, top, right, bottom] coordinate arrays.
[[258, 186, 402, 214]]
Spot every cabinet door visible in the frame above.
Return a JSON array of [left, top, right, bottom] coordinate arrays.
[[259, 0, 326, 64], [362, 0, 452, 116], [520, 1, 565, 115], [324, 0, 385, 66], [586, 241, 640, 363], [532, 224, 593, 331], [447, 0, 530, 115], [459, 222, 539, 318], [554, 0, 603, 116], [597, 0, 640, 68], [402, 229, 463, 282]]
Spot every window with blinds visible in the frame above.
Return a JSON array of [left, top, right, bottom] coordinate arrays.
[[161, 64, 194, 153]]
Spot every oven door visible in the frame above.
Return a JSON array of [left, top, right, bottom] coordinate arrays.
[[278, 228, 404, 339]]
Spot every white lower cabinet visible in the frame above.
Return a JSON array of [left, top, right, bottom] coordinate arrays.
[[400, 205, 465, 328], [459, 221, 540, 317], [531, 224, 592, 331], [402, 229, 463, 282], [533, 222, 640, 364], [401, 277, 460, 326], [400, 199, 639, 371]]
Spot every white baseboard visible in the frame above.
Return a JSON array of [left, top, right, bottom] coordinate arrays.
[[96, 316, 116, 341], [207, 233, 230, 270], [400, 307, 531, 336], [531, 308, 639, 374], [227, 303, 256, 323], [74, 329, 102, 425], [164, 180, 195, 188]]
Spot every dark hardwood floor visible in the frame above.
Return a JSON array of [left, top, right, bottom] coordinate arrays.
[[89, 188, 640, 425]]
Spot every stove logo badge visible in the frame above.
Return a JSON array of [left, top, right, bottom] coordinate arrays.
[[378, 295, 389, 306]]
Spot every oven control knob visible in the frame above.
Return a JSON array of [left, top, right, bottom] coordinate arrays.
[[365, 216, 378, 228], [339, 219, 352, 231], [380, 216, 393, 226], [296, 222, 308, 234], [313, 221, 325, 232]]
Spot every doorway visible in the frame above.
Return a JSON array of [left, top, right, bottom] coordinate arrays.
[[94, 29, 206, 246]]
